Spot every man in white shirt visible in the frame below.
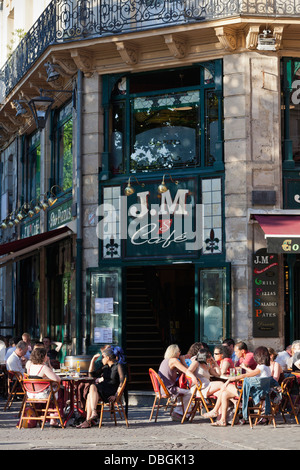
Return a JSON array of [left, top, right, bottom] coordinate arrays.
[[275, 345, 292, 370], [287, 340, 300, 370], [6, 340, 28, 376]]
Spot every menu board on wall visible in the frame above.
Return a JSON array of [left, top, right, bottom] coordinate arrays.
[[253, 248, 279, 337]]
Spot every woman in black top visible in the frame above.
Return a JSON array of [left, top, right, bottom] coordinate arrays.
[[77, 347, 126, 428]]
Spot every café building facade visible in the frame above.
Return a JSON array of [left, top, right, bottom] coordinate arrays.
[[1, 0, 300, 387]]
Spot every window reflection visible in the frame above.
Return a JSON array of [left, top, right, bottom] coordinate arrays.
[[131, 90, 200, 171]]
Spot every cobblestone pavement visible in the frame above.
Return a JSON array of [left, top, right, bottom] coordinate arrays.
[[0, 397, 300, 453]]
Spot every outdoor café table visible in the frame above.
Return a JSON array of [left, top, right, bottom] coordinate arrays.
[[59, 374, 95, 426]]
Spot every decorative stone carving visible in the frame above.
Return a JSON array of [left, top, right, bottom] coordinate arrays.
[[164, 34, 187, 59], [215, 26, 237, 51], [4, 111, 25, 126], [273, 26, 285, 50], [245, 25, 260, 50], [115, 41, 139, 65], [70, 50, 93, 76], [50, 53, 78, 76], [0, 120, 17, 134]]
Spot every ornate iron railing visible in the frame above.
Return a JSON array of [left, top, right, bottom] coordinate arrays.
[[1, 0, 300, 100]]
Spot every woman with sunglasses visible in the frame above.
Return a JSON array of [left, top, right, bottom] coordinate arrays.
[[213, 345, 235, 376]]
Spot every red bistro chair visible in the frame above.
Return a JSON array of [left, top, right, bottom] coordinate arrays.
[[149, 368, 184, 422], [18, 379, 64, 430]]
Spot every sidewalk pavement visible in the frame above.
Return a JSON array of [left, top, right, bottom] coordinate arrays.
[[0, 396, 299, 453]]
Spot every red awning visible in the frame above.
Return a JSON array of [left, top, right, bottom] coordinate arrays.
[[0, 226, 73, 266], [254, 215, 300, 237]]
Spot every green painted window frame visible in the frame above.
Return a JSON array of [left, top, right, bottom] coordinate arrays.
[[51, 100, 73, 192], [86, 267, 123, 351], [24, 131, 41, 202], [196, 263, 231, 347], [102, 60, 223, 177]]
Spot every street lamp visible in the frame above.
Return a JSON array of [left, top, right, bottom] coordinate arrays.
[[16, 88, 74, 131], [27, 90, 55, 131]]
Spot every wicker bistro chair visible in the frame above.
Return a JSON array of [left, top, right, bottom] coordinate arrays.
[[4, 371, 26, 416], [18, 379, 64, 430], [97, 377, 129, 428], [148, 368, 184, 422]]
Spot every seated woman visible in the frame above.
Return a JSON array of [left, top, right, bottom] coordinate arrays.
[[202, 346, 272, 426], [268, 347, 283, 384], [158, 344, 198, 422], [187, 349, 224, 401], [26, 347, 61, 390], [213, 345, 235, 376], [180, 342, 204, 367], [26, 347, 62, 426], [77, 347, 126, 428]]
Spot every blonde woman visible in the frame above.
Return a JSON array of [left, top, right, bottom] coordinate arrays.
[[158, 344, 197, 422]]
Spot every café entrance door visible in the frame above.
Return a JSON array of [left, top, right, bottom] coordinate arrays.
[[125, 264, 195, 389]]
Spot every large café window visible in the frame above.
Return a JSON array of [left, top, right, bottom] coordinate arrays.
[[110, 61, 223, 174]]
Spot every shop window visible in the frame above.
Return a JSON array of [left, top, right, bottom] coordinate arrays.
[[130, 90, 200, 171], [25, 131, 40, 201], [53, 101, 73, 191], [109, 62, 223, 174]]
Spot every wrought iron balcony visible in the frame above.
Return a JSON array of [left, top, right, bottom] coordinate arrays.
[[0, 0, 300, 101]]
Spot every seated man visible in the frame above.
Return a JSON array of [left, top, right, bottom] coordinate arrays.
[[234, 341, 257, 371], [42, 337, 62, 368], [6, 340, 28, 376], [5, 336, 21, 361], [287, 340, 300, 370]]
